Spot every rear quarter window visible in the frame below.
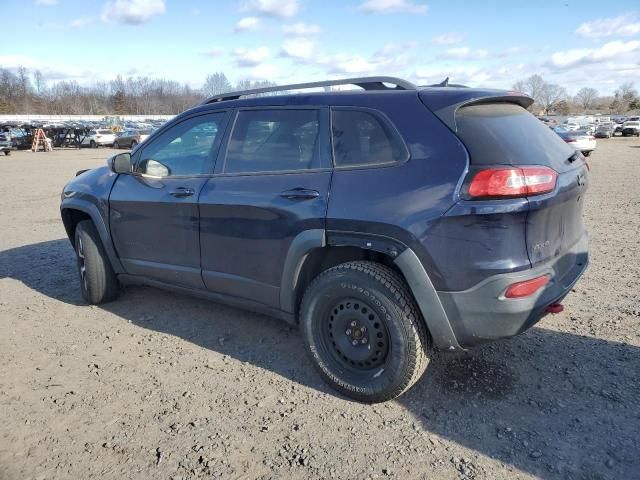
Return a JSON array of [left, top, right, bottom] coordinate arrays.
[[331, 109, 407, 168], [456, 103, 574, 169]]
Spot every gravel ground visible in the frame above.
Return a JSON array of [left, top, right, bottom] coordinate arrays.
[[0, 139, 639, 480]]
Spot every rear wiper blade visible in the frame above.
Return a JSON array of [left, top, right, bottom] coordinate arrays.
[[568, 151, 581, 163]]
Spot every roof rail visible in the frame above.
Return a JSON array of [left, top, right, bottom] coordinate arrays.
[[201, 76, 416, 105]]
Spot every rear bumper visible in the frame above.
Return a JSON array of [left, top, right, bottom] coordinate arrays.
[[436, 233, 589, 347]]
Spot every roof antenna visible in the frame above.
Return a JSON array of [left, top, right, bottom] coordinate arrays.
[[438, 77, 449, 87]]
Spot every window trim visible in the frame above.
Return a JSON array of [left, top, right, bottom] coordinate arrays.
[[215, 106, 332, 177], [131, 110, 230, 179], [329, 106, 410, 171]]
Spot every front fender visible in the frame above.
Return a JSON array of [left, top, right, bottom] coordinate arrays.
[[60, 198, 124, 274]]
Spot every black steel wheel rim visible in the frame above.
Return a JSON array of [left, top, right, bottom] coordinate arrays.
[[323, 298, 389, 371], [76, 237, 88, 292]]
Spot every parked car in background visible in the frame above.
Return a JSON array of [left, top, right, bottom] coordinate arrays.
[[81, 129, 116, 148], [113, 129, 152, 149], [564, 122, 581, 131], [594, 123, 615, 138], [621, 121, 640, 137], [60, 76, 590, 403], [557, 130, 596, 156], [0, 132, 12, 155]]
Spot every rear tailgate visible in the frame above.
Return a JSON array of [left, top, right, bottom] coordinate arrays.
[[421, 90, 588, 269]]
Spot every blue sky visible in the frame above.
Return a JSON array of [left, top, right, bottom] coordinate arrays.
[[2, 0, 640, 95]]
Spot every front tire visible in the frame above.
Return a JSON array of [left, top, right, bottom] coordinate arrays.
[[113, 141, 120, 149], [131, 140, 138, 148], [583, 150, 592, 157], [90, 140, 97, 148], [74, 220, 119, 304], [300, 261, 430, 403]]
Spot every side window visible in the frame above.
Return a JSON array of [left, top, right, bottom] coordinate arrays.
[[332, 109, 407, 167], [136, 113, 225, 177], [224, 109, 320, 174]]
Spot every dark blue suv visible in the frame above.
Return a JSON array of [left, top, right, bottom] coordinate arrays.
[[60, 77, 589, 402]]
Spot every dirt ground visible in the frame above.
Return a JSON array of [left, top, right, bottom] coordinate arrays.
[[0, 139, 639, 480]]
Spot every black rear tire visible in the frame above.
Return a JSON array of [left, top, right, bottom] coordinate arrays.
[[300, 261, 430, 403], [583, 150, 591, 157], [131, 140, 138, 148], [74, 220, 119, 304], [113, 141, 119, 149], [90, 140, 97, 148]]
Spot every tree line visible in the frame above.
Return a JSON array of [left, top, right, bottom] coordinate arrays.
[[513, 74, 639, 116], [0, 68, 275, 116], [0, 66, 638, 116]]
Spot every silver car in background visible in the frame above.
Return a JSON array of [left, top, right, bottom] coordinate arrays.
[[113, 129, 152, 149]]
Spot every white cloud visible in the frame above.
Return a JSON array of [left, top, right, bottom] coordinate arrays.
[[576, 15, 640, 38], [549, 40, 640, 69], [359, 0, 428, 14], [234, 17, 261, 32], [201, 48, 224, 58], [35, 0, 58, 5], [102, 0, 166, 25], [248, 0, 299, 18], [431, 32, 465, 45], [283, 22, 321, 36], [414, 65, 493, 85], [440, 46, 489, 59], [280, 39, 316, 60], [233, 46, 270, 67], [0, 55, 96, 83], [250, 63, 279, 79]]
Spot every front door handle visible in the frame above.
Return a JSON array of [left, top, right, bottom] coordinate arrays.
[[279, 188, 320, 200], [169, 187, 196, 198]]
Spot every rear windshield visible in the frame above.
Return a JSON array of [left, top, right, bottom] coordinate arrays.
[[456, 103, 574, 167]]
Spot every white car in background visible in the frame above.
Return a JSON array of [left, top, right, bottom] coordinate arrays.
[[557, 130, 597, 156], [81, 129, 116, 148], [563, 122, 581, 131]]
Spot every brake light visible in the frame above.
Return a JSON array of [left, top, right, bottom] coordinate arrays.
[[504, 275, 549, 298], [468, 166, 557, 198]]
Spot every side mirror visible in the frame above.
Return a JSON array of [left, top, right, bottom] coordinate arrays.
[[108, 152, 131, 174]]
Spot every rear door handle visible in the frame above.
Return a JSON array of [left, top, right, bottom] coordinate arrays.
[[279, 188, 320, 200], [169, 187, 196, 198]]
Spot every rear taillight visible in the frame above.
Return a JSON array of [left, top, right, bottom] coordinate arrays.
[[504, 275, 549, 298], [468, 166, 558, 198]]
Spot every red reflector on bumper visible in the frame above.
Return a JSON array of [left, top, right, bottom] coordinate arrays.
[[504, 275, 549, 298], [546, 303, 564, 314]]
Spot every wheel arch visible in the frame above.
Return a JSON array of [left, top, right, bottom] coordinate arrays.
[[281, 229, 463, 351], [60, 200, 124, 273]]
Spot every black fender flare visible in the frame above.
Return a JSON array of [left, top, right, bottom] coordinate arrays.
[[60, 199, 124, 274], [394, 248, 463, 351], [279, 229, 325, 315]]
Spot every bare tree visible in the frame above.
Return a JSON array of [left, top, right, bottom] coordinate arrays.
[[513, 74, 546, 104], [574, 87, 599, 111], [203, 72, 232, 97], [613, 82, 638, 112], [513, 74, 567, 114], [537, 83, 567, 114]]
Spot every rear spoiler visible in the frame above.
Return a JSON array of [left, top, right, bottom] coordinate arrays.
[[418, 88, 533, 132]]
